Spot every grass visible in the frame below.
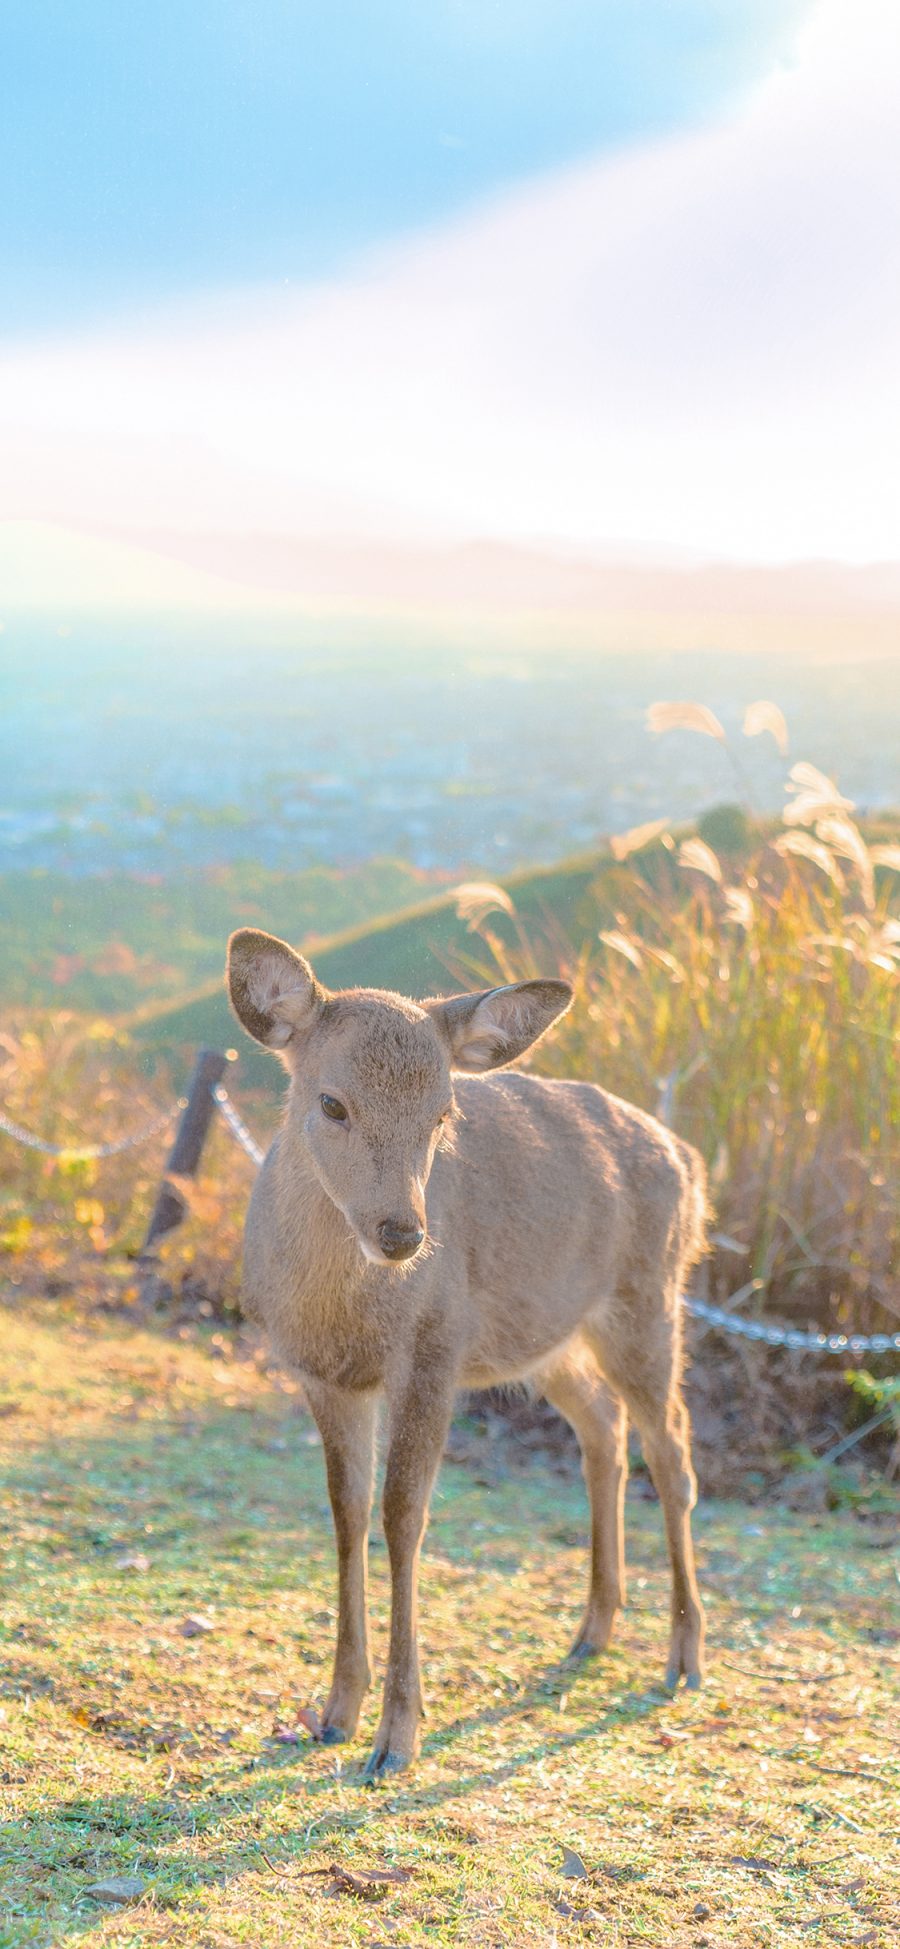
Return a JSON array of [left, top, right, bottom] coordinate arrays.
[[460, 735, 900, 1345], [0, 860, 432, 1016], [1, 1297, 898, 1947]]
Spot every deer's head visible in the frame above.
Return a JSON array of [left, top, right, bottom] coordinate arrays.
[[227, 929, 571, 1267]]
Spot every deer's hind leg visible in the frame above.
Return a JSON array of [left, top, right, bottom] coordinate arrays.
[[541, 1342, 628, 1659], [589, 1304, 705, 1691]]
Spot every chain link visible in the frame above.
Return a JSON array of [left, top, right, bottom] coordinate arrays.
[[212, 1086, 266, 1166], [0, 1101, 179, 1161], [685, 1294, 900, 1357]]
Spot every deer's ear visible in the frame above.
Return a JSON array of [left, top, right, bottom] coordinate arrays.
[[428, 979, 572, 1073], [226, 929, 324, 1048]]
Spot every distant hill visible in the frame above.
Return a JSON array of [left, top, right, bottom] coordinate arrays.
[[11, 521, 900, 661], [129, 846, 618, 1086]]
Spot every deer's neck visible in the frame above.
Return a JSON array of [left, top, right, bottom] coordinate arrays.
[[261, 1120, 390, 1387], [274, 1119, 364, 1300]]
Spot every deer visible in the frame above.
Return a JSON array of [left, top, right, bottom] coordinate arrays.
[[226, 927, 707, 1778]]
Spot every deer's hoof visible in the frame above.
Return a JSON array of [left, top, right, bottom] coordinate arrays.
[[319, 1724, 347, 1745], [566, 1635, 599, 1662], [664, 1663, 703, 1692], [360, 1747, 408, 1783], [566, 1607, 617, 1662]]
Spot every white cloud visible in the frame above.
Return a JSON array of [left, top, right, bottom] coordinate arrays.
[[1, 0, 898, 567]]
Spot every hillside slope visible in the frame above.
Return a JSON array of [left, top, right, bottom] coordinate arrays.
[[129, 847, 614, 1085]]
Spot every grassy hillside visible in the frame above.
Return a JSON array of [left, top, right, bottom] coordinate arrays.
[[128, 847, 617, 1085], [0, 859, 432, 1016]]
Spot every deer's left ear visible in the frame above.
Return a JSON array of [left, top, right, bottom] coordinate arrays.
[[427, 979, 572, 1073]]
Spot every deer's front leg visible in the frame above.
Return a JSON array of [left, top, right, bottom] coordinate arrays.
[[363, 1365, 455, 1779], [304, 1378, 378, 1744]]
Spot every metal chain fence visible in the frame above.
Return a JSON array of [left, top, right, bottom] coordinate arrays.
[[683, 1294, 900, 1357], [212, 1085, 266, 1166], [0, 1101, 180, 1161]]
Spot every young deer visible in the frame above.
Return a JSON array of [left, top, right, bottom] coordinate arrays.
[[227, 928, 707, 1778]]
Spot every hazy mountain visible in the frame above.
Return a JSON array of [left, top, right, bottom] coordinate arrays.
[[4, 518, 899, 661]]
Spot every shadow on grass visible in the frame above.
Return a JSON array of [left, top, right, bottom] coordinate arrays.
[[2, 1665, 671, 1940], [0, 1366, 681, 1939]]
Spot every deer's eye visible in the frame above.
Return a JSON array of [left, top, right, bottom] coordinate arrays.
[[320, 1094, 348, 1123]]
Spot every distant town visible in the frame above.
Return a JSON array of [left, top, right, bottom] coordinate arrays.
[[2, 627, 897, 878]]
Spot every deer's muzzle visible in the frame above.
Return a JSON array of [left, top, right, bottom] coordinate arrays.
[[377, 1218, 426, 1262]]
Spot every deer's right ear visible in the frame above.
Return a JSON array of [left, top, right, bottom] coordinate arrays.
[[226, 929, 324, 1048]]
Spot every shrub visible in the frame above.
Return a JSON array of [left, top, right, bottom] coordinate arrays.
[[697, 802, 753, 854]]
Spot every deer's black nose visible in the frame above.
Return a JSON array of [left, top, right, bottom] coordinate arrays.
[[378, 1219, 425, 1261]]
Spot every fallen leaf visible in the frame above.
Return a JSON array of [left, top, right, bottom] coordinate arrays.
[[178, 1613, 215, 1637], [301, 1861, 413, 1902], [561, 1846, 589, 1879], [84, 1876, 146, 1906]]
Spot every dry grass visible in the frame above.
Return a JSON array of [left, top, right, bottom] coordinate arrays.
[[454, 740, 900, 1346], [0, 1011, 266, 1320], [1, 1297, 898, 1948]]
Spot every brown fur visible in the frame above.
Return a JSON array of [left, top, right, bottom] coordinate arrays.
[[227, 928, 707, 1776]]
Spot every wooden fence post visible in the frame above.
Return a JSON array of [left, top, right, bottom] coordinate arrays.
[[138, 1048, 233, 1296]]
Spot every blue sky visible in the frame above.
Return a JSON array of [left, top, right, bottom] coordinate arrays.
[[3, 0, 898, 588], [4, 0, 808, 329]]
